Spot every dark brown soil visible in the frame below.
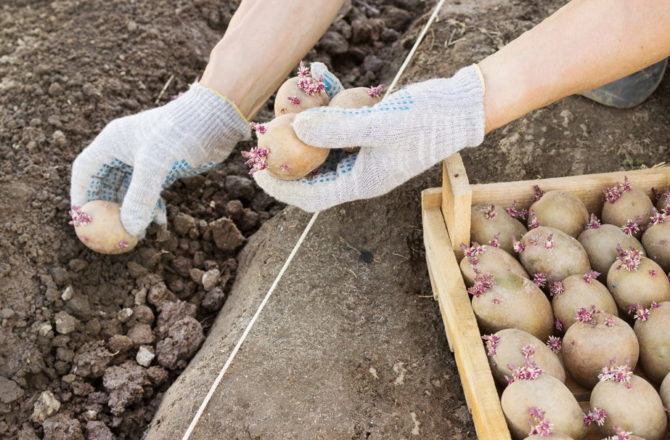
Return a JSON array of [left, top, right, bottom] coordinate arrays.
[[0, 0, 428, 438]]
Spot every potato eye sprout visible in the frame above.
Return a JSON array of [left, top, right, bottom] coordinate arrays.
[[274, 62, 329, 116]]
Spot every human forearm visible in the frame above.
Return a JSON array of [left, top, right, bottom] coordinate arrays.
[[200, 0, 345, 119], [479, 0, 670, 133]]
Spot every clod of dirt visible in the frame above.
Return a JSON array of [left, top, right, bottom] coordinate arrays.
[[173, 213, 197, 236], [130, 305, 155, 325], [224, 176, 255, 201], [134, 288, 148, 306], [85, 421, 114, 440], [251, 192, 275, 212], [127, 324, 155, 346], [69, 380, 94, 397], [127, 261, 149, 278], [156, 301, 197, 339], [363, 54, 384, 73], [31, 391, 60, 423], [0, 377, 24, 404], [18, 425, 39, 440], [54, 311, 78, 335], [201, 287, 226, 312], [107, 335, 133, 353], [243, 208, 260, 228], [225, 200, 243, 219], [50, 268, 70, 288], [65, 293, 92, 320], [42, 413, 84, 440], [351, 18, 385, 43], [102, 361, 149, 416], [189, 268, 204, 284], [318, 31, 350, 55], [56, 348, 74, 363], [156, 317, 204, 370], [72, 342, 113, 379], [67, 259, 88, 272], [209, 218, 245, 251], [136, 345, 155, 367], [146, 366, 169, 386], [382, 5, 413, 31], [147, 282, 177, 310]]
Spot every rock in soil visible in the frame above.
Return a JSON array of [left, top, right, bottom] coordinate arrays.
[[31, 391, 61, 423], [54, 311, 78, 335], [201, 268, 221, 290], [136, 345, 156, 367]]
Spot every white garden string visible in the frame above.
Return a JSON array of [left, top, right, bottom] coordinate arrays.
[[182, 1, 446, 438]]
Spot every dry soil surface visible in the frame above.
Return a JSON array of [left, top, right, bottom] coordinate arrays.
[[0, 0, 427, 438], [146, 0, 670, 439]]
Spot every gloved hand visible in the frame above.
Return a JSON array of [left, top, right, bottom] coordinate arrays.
[[253, 65, 486, 212], [70, 83, 250, 237]]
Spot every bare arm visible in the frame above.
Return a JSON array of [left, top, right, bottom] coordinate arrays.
[[480, 0, 670, 133], [200, 0, 346, 119]]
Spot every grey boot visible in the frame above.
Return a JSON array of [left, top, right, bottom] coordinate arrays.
[[579, 58, 668, 109]]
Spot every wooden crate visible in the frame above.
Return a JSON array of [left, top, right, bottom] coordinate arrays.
[[422, 154, 670, 440]]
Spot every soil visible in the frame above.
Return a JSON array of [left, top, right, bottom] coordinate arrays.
[[148, 0, 670, 437], [4, 0, 670, 438], [0, 0, 428, 438]]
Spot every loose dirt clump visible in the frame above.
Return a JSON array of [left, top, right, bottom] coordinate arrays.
[[0, 0, 427, 438]]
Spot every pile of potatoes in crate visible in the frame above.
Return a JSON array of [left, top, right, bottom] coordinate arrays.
[[461, 179, 670, 440]]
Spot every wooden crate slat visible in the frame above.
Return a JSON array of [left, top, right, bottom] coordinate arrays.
[[470, 167, 669, 213], [422, 190, 510, 440], [441, 155, 472, 259]]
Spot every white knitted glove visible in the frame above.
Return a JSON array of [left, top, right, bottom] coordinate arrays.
[[70, 83, 250, 237], [253, 65, 486, 212], [310, 61, 344, 98]]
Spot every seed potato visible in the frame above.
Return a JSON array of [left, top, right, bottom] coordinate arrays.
[[633, 301, 670, 384], [529, 190, 589, 237], [501, 375, 587, 440], [519, 226, 591, 283], [486, 329, 565, 385], [71, 201, 138, 254], [641, 220, 670, 272], [578, 223, 645, 276], [590, 374, 666, 440], [460, 244, 528, 285], [471, 273, 553, 341], [562, 312, 638, 388], [257, 114, 329, 180], [551, 273, 618, 331], [471, 205, 528, 254]]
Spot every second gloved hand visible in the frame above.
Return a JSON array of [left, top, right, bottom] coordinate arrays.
[[70, 83, 250, 237], [252, 65, 486, 212]]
